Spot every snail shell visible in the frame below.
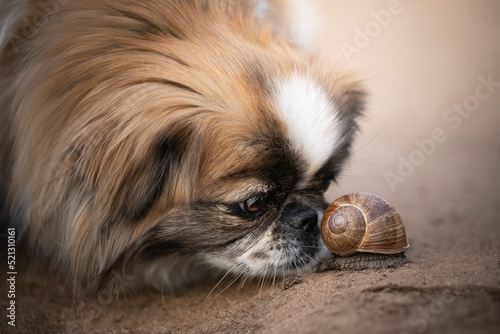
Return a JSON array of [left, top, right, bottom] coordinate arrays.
[[320, 192, 409, 256]]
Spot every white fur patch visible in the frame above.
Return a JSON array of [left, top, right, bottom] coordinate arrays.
[[204, 223, 325, 278], [274, 74, 343, 180]]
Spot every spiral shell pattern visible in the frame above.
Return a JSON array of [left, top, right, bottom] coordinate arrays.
[[321, 192, 409, 256]]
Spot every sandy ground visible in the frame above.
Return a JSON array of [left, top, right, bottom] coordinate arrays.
[[1, 1, 500, 333]]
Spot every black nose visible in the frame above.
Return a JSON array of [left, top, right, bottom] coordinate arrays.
[[288, 207, 318, 230]]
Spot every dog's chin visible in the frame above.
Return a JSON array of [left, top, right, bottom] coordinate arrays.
[[215, 224, 330, 278], [129, 209, 330, 293]]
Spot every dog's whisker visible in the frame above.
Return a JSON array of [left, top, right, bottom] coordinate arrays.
[[351, 116, 393, 155], [271, 265, 278, 289], [349, 156, 397, 162], [234, 271, 252, 295], [207, 264, 237, 298], [337, 174, 384, 181], [211, 272, 244, 302], [160, 283, 168, 308], [348, 162, 396, 169], [302, 253, 316, 264], [239, 272, 251, 289], [299, 245, 323, 249], [258, 266, 269, 297], [293, 259, 304, 276]]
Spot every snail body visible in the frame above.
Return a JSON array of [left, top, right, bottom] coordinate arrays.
[[321, 192, 409, 256]]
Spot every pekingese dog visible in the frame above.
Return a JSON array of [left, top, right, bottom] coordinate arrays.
[[0, 0, 364, 299]]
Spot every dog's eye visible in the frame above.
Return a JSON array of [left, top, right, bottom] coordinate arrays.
[[239, 194, 268, 213]]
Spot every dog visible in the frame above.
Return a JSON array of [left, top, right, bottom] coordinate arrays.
[[0, 0, 364, 299]]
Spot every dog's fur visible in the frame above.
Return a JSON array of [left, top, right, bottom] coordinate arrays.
[[0, 0, 364, 299]]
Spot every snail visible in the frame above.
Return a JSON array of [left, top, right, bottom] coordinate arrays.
[[320, 192, 409, 256]]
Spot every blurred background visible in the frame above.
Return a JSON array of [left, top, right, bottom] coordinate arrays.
[[315, 1, 500, 252]]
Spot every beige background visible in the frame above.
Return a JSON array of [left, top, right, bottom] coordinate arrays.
[[321, 0, 500, 206]]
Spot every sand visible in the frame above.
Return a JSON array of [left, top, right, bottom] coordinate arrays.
[[1, 1, 500, 333]]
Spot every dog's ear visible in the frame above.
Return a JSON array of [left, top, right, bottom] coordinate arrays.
[[112, 121, 203, 221], [70, 119, 203, 222]]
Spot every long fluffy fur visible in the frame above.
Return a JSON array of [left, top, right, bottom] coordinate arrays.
[[0, 0, 364, 300]]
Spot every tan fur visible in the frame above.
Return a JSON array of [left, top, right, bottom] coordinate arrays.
[[0, 0, 364, 299]]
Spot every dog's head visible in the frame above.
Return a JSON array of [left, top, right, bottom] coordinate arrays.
[[83, 53, 364, 294], [2, 0, 364, 296]]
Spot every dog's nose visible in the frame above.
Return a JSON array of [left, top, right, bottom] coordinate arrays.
[[289, 207, 318, 230]]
